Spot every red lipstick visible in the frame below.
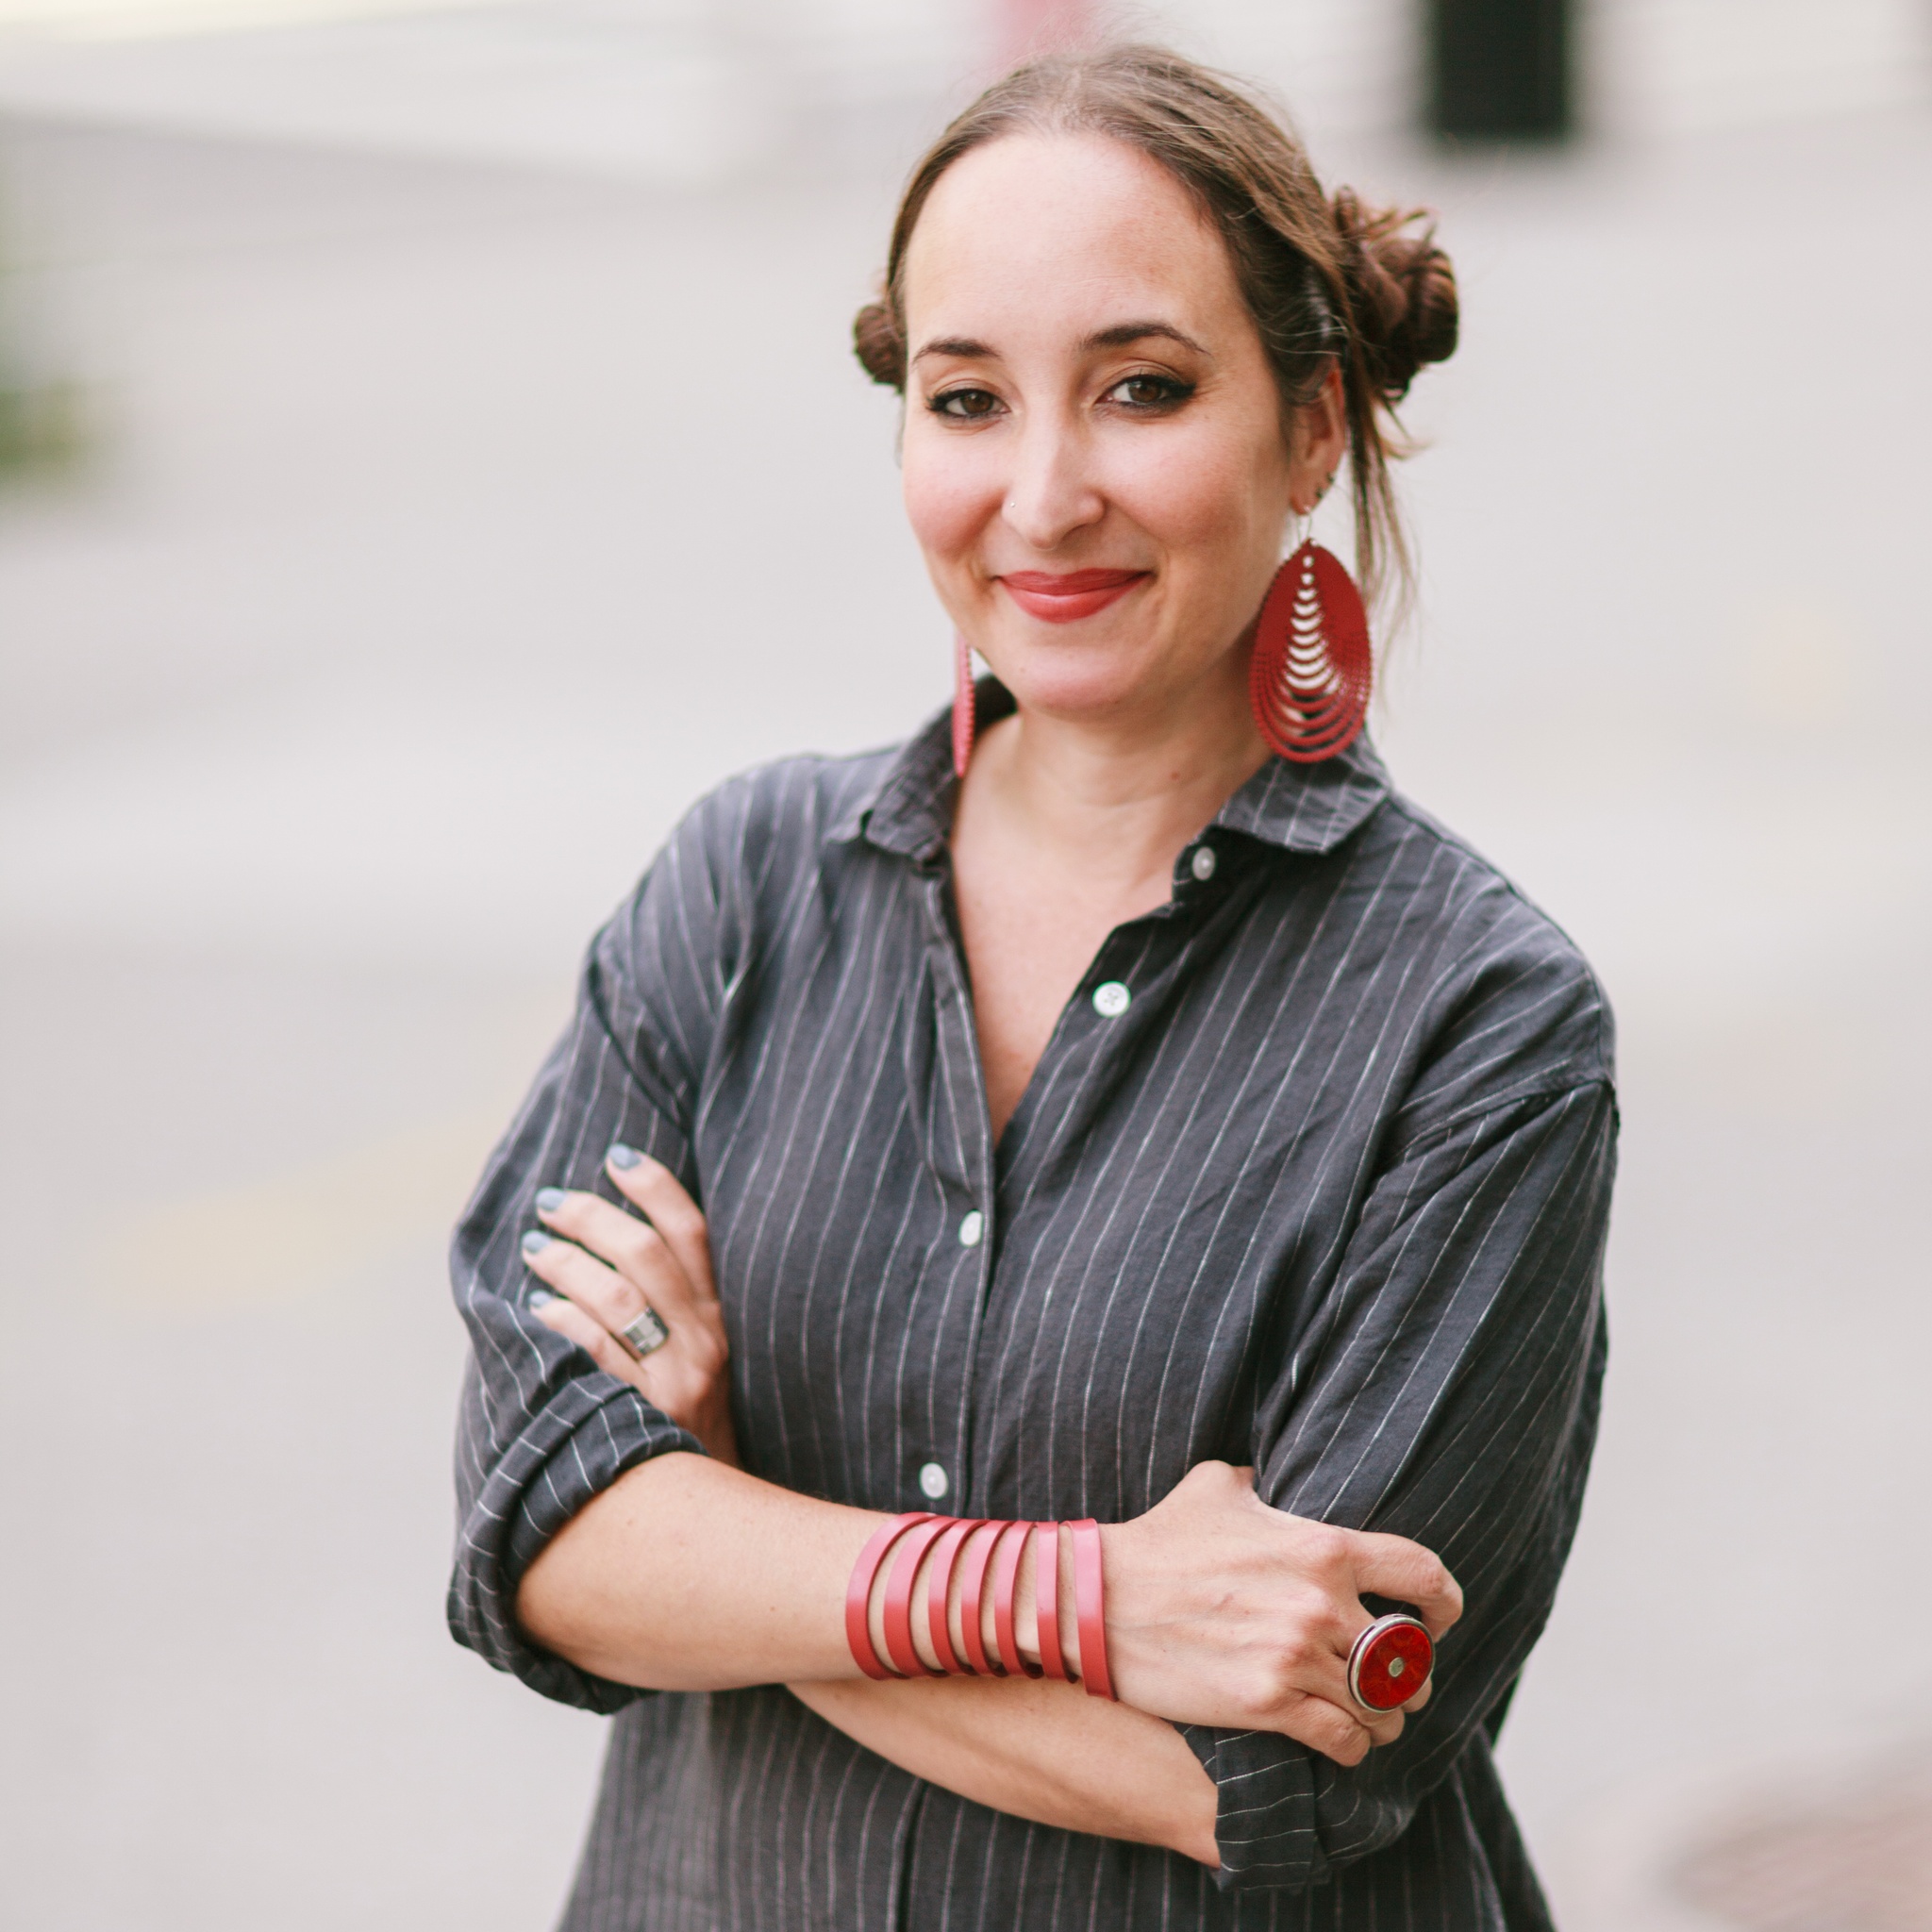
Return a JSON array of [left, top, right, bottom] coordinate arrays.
[[998, 568, 1149, 624]]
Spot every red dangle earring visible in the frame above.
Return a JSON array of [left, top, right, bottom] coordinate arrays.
[[1248, 510, 1374, 763], [953, 630, 976, 778]]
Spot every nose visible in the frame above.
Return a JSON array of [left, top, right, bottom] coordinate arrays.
[[999, 410, 1105, 551]]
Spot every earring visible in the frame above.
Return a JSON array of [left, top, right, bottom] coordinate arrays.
[[952, 631, 975, 778], [1248, 516, 1373, 764]]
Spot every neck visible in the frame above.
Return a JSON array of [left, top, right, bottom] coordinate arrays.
[[965, 667, 1270, 894]]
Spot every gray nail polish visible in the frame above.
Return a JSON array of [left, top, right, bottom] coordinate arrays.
[[535, 1186, 566, 1213], [522, 1229, 553, 1257], [527, 1288, 557, 1308], [608, 1143, 642, 1171]]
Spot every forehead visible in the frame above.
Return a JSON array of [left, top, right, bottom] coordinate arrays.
[[902, 132, 1244, 341]]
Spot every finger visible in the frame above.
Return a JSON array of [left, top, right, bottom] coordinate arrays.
[[605, 1148, 717, 1302], [1282, 1692, 1378, 1769], [531, 1289, 649, 1392], [1359, 1704, 1406, 1746], [524, 1228, 668, 1350], [532, 1195, 707, 1338], [1345, 1531, 1463, 1637]]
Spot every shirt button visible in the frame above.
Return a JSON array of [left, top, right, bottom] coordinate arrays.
[[1191, 844, 1217, 882], [958, 1210, 984, 1248], [918, 1461, 950, 1501], [1092, 981, 1131, 1018]]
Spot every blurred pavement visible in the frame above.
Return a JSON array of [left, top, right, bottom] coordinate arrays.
[[2, 68, 1930, 1932]]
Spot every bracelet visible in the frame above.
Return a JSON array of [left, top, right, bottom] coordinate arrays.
[[924, 1517, 984, 1674], [1070, 1519, 1115, 1700], [991, 1518, 1045, 1678], [844, 1511, 1114, 1695], [881, 1516, 955, 1678], [1034, 1523, 1070, 1683], [958, 1520, 1005, 1676], [844, 1513, 931, 1679]]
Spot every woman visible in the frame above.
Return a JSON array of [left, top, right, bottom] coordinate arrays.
[[451, 44, 1613, 1931]]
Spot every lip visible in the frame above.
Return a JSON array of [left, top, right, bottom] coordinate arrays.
[[998, 568, 1150, 624]]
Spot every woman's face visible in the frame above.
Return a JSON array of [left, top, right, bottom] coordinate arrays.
[[899, 131, 1337, 731]]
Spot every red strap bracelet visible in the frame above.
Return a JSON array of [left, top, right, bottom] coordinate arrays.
[[1069, 1519, 1115, 1701], [991, 1519, 1043, 1678], [924, 1518, 984, 1674], [1035, 1523, 1071, 1683], [958, 1520, 1006, 1676], [881, 1516, 954, 1678], [845, 1514, 931, 1680]]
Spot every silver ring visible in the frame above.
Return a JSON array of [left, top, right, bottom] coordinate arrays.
[[621, 1307, 671, 1357]]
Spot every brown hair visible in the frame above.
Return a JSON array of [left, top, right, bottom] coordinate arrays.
[[853, 43, 1457, 618]]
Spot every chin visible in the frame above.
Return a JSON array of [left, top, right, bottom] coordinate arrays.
[[989, 651, 1161, 723]]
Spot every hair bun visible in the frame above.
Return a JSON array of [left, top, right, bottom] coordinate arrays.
[[1329, 188, 1458, 405], [853, 297, 907, 389]]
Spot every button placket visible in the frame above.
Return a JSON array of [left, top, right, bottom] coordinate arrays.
[[918, 867, 998, 1516]]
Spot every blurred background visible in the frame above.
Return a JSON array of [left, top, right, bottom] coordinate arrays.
[[2, 2, 1928, 1926]]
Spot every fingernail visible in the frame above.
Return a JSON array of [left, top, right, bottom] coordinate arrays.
[[535, 1187, 566, 1213], [522, 1229, 553, 1257], [527, 1288, 557, 1308], [607, 1143, 642, 1171]]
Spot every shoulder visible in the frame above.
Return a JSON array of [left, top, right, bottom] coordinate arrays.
[[669, 743, 902, 868], [585, 743, 908, 1034], [602, 741, 906, 958], [1345, 785, 1617, 1111], [615, 741, 901, 908]]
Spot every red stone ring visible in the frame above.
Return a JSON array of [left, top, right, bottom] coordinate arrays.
[[1347, 1613, 1434, 1713]]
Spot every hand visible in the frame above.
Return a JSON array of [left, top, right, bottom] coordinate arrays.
[[523, 1148, 739, 1466], [1101, 1461, 1462, 1768]]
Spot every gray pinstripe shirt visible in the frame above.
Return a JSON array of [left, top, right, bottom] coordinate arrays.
[[450, 691, 1615, 1930]]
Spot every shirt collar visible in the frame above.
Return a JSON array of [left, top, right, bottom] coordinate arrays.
[[827, 680, 1391, 862]]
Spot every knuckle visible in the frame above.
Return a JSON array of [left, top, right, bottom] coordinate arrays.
[[1301, 1524, 1349, 1573], [618, 1224, 664, 1275], [1274, 1631, 1319, 1678], [656, 1201, 707, 1243], [1233, 1677, 1280, 1729]]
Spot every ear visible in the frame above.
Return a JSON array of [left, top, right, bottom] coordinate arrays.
[[1289, 363, 1348, 511]]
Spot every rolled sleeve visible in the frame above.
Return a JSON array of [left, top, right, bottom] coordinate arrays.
[[1184, 1074, 1616, 1891], [447, 795, 741, 1710]]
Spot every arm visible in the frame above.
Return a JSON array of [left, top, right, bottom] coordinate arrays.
[[518, 1444, 1443, 1864], [518, 1447, 1220, 1857], [789, 1678, 1217, 1859], [1181, 1074, 1617, 1891]]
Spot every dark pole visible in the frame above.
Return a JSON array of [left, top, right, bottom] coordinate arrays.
[[1426, 0, 1574, 142]]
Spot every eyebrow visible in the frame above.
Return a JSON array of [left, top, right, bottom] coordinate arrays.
[[909, 321, 1210, 363]]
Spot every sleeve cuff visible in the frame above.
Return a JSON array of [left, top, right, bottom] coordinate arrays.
[[449, 1373, 705, 1713], [1181, 1724, 1329, 1894]]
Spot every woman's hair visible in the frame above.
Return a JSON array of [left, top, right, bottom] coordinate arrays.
[[853, 42, 1458, 618]]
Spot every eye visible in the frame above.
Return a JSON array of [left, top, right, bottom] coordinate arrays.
[[1105, 374, 1192, 410], [929, 387, 1004, 421]]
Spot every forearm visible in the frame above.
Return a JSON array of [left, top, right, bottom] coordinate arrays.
[[790, 1675, 1220, 1865], [516, 1451, 881, 1690], [518, 1455, 1222, 1857]]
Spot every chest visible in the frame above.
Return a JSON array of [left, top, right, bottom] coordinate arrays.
[[691, 840, 1425, 1524], [949, 834, 1175, 1141]]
